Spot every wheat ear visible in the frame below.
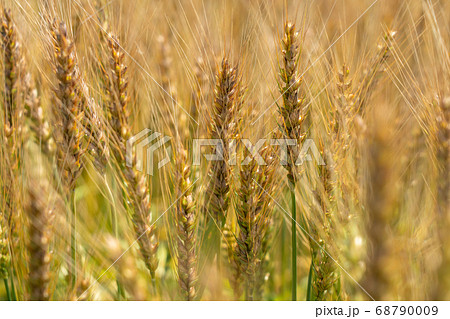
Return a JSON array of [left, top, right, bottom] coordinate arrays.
[[235, 146, 276, 300], [1, 8, 24, 228], [50, 21, 86, 192], [1, 8, 27, 301], [357, 31, 395, 113], [205, 58, 240, 227], [191, 57, 210, 139], [1, 9, 24, 145], [26, 180, 57, 300], [362, 110, 399, 300], [309, 149, 340, 300], [435, 96, 450, 300], [105, 34, 158, 279], [23, 74, 55, 156], [174, 142, 199, 300]]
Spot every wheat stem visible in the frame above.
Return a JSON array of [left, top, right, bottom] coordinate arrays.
[[9, 269, 16, 300], [306, 257, 313, 301], [280, 220, 286, 296], [290, 183, 297, 300], [103, 174, 123, 299], [70, 191, 77, 289], [3, 278, 10, 300]]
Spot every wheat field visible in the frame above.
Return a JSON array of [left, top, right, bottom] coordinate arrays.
[[0, 0, 448, 301]]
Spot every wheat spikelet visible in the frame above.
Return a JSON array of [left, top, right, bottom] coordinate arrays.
[[81, 80, 109, 173], [23, 74, 55, 156], [331, 64, 356, 155]]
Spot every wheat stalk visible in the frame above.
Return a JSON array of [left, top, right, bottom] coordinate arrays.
[[277, 21, 306, 300], [49, 20, 90, 290]]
